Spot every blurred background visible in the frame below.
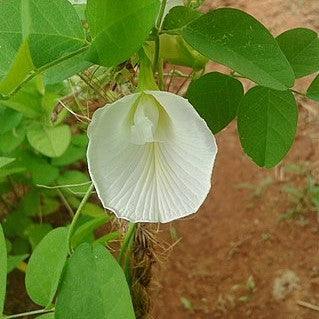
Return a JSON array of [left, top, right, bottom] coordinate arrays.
[[151, 0, 319, 318]]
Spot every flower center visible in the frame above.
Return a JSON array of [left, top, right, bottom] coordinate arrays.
[[130, 94, 160, 145]]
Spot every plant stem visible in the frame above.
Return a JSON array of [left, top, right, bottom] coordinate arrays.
[[118, 223, 137, 287], [57, 189, 75, 218], [0, 45, 90, 100], [152, 0, 167, 89], [5, 308, 54, 319], [291, 89, 306, 97], [156, 0, 168, 30], [78, 73, 107, 101], [67, 183, 94, 253], [118, 223, 137, 267]]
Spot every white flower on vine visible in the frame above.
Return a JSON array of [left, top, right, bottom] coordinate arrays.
[[87, 91, 217, 223]]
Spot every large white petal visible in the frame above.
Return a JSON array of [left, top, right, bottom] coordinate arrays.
[[87, 91, 217, 223]]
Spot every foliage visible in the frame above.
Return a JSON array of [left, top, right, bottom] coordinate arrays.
[[0, 0, 318, 317]]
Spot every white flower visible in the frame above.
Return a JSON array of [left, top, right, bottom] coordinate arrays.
[[87, 91, 217, 223]]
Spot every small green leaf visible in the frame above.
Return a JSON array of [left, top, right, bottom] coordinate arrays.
[[162, 6, 201, 30], [0, 125, 26, 154], [2, 211, 33, 238], [17, 151, 59, 185], [57, 171, 90, 197], [0, 106, 23, 134], [24, 224, 53, 249], [35, 314, 55, 319], [0, 224, 6, 315], [277, 28, 319, 78], [158, 34, 208, 70], [71, 215, 111, 248], [187, 72, 244, 133], [0, 81, 44, 118], [181, 8, 295, 90], [52, 134, 88, 166], [55, 243, 135, 319], [11, 238, 31, 255], [0, 158, 15, 169], [86, 0, 160, 67], [27, 122, 71, 158], [20, 191, 41, 216], [25, 227, 69, 307], [307, 74, 319, 101], [238, 86, 298, 168], [81, 203, 106, 218], [7, 254, 29, 273]]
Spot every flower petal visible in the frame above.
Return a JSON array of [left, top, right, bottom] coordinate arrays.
[[87, 91, 217, 223]]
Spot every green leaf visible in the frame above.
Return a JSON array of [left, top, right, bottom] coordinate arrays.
[[52, 134, 88, 166], [238, 86, 298, 168], [0, 106, 23, 134], [0, 80, 44, 118], [0, 158, 15, 169], [45, 51, 92, 85], [71, 215, 111, 248], [57, 171, 90, 197], [86, 0, 160, 66], [187, 72, 244, 133], [0, 224, 6, 315], [162, 6, 201, 30], [35, 314, 55, 319], [41, 197, 60, 216], [24, 224, 53, 249], [55, 243, 135, 319], [25, 227, 69, 307], [0, 0, 86, 95], [0, 125, 26, 154], [181, 8, 295, 90], [277, 28, 319, 78], [2, 211, 33, 238], [27, 122, 71, 158], [81, 203, 106, 218], [20, 190, 41, 216], [158, 34, 208, 70], [17, 151, 59, 185], [307, 74, 319, 101], [7, 254, 29, 273], [11, 238, 31, 255]]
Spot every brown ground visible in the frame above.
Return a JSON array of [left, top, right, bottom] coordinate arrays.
[[152, 1, 319, 318]]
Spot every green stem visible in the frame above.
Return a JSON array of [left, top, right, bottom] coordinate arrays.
[[118, 223, 137, 267], [0, 45, 90, 100], [152, 0, 168, 89], [57, 188, 74, 218], [5, 308, 54, 319], [156, 0, 168, 30], [67, 183, 94, 253]]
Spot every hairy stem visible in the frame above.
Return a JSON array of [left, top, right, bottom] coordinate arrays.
[[118, 223, 137, 268]]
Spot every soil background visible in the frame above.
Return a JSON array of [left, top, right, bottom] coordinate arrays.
[[151, 0, 319, 318]]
